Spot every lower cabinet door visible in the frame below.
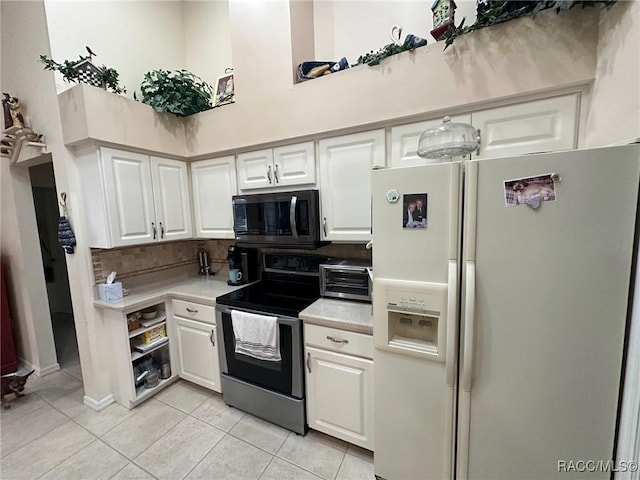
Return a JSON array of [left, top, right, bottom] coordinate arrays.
[[305, 346, 374, 450], [175, 317, 221, 392]]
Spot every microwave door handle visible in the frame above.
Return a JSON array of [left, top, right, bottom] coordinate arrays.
[[290, 195, 299, 239]]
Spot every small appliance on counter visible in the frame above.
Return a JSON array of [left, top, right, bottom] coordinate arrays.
[[198, 249, 211, 275], [226, 244, 258, 286], [320, 259, 372, 302]]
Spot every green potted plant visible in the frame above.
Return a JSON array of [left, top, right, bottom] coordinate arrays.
[[136, 69, 213, 117], [442, 0, 618, 48], [40, 47, 126, 94]]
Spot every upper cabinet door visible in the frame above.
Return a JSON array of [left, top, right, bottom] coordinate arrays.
[[237, 149, 274, 190], [473, 94, 579, 159], [272, 142, 316, 187], [191, 156, 238, 239], [150, 156, 192, 241], [390, 115, 472, 168], [101, 148, 156, 247], [319, 130, 385, 242]]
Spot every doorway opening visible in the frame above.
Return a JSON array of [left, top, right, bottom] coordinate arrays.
[[29, 162, 79, 370]]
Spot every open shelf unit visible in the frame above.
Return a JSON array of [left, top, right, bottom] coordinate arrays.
[[103, 301, 176, 409]]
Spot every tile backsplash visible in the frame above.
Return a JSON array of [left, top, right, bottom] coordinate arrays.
[[91, 240, 370, 284]]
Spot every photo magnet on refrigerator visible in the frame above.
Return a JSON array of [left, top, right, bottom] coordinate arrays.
[[402, 193, 427, 229], [504, 173, 558, 209]]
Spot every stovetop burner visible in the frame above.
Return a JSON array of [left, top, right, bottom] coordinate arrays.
[[215, 253, 328, 318], [216, 280, 319, 318]]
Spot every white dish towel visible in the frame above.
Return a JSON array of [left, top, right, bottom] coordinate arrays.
[[231, 310, 281, 362]]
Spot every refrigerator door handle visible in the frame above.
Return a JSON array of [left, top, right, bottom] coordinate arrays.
[[446, 259, 458, 387], [462, 261, 476, 392]]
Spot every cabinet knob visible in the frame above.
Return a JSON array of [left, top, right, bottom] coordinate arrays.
[[267, 165, 272, 184], [323, 217, 327, 237], [274, 164, 279, 183], [210, 329, 215, 346], [152, 222, 157, 240], [160, 222, 164, 239], [306, 352, 311, 373], [186, 308, 198, 314]]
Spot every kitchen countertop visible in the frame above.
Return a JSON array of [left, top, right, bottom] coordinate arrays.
[[95, 277, 375, 336], [93, 275, 243, 312], [300, 298, 373, 335]]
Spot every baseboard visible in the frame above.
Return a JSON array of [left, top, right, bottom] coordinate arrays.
[[17, 358, 60, 377], [83, 393, 115, 412], [38, 363, 61, 376]]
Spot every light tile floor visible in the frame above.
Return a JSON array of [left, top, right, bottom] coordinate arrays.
[[0, 369, 374, 480]]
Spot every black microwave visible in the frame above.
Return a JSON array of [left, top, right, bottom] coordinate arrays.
[[232, 190, 328, 249]]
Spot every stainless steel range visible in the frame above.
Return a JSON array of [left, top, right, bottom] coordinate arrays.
[[215, 253, 327, 435]]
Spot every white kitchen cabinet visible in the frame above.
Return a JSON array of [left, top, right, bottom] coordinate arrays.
[[473, 93, 579, 159], [191, 156, 237, 238], [149, 156, 193, 242], [171, 299, 221, 392], [390, 115, 472, 168], [305, 324, 374, 450], [318, 130, 385, 242], [77, 147, 192, 248], [102, 302, 177, 409], [237, 142, 315, 191]]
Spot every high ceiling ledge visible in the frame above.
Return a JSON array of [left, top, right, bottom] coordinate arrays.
[[58, 7, 598, 159]]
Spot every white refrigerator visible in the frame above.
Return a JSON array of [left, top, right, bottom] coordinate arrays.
[[371, 145, 640, 480]]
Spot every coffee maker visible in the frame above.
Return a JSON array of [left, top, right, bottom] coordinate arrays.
[[226, 245, 258, 286]]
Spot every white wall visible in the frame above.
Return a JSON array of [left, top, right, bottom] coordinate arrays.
[[313, 0, 477, 64], [44, 0, 186, 99], [2, 0, 114, 404], [2, 1, 60, 376], [184, 0, 233, 88], [584, 1, 640, 147]]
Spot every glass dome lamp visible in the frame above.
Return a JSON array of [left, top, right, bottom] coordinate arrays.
[[417, 116, 481, 162]]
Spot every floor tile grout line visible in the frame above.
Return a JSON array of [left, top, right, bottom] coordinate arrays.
[[272, 430, 292, 457], [256, 452, 278, 480], [0, 393, 82, 461], [172, 429, 228, 480], [33, 437, 104, 480], [333, 446, 349, 480], [269, 455, 326, 479], [225, 421, 289, 456], [188, 404, 246, 434], [122, 404, 189, 463]]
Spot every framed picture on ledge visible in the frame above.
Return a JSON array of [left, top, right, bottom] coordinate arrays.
[[214, 72, 235, 107]]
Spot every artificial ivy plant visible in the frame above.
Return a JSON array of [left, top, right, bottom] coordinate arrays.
[[442, 0, 618, 48], [39, 53, 126, 95], [136, 69, 213, 117]]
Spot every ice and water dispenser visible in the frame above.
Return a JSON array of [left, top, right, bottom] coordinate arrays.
[[373, 278, 448, 362]]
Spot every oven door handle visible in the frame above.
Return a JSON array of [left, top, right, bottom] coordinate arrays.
[[216, 305, 300, 326], [290, 195, 299, 239]]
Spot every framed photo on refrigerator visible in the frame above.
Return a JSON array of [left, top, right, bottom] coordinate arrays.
[[402, 193, 427, 229]]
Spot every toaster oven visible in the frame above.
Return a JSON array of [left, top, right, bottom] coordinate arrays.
[[320, 260, 372, 302]]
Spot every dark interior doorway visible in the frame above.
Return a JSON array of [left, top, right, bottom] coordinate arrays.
[[29, 162, 79, 369]]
